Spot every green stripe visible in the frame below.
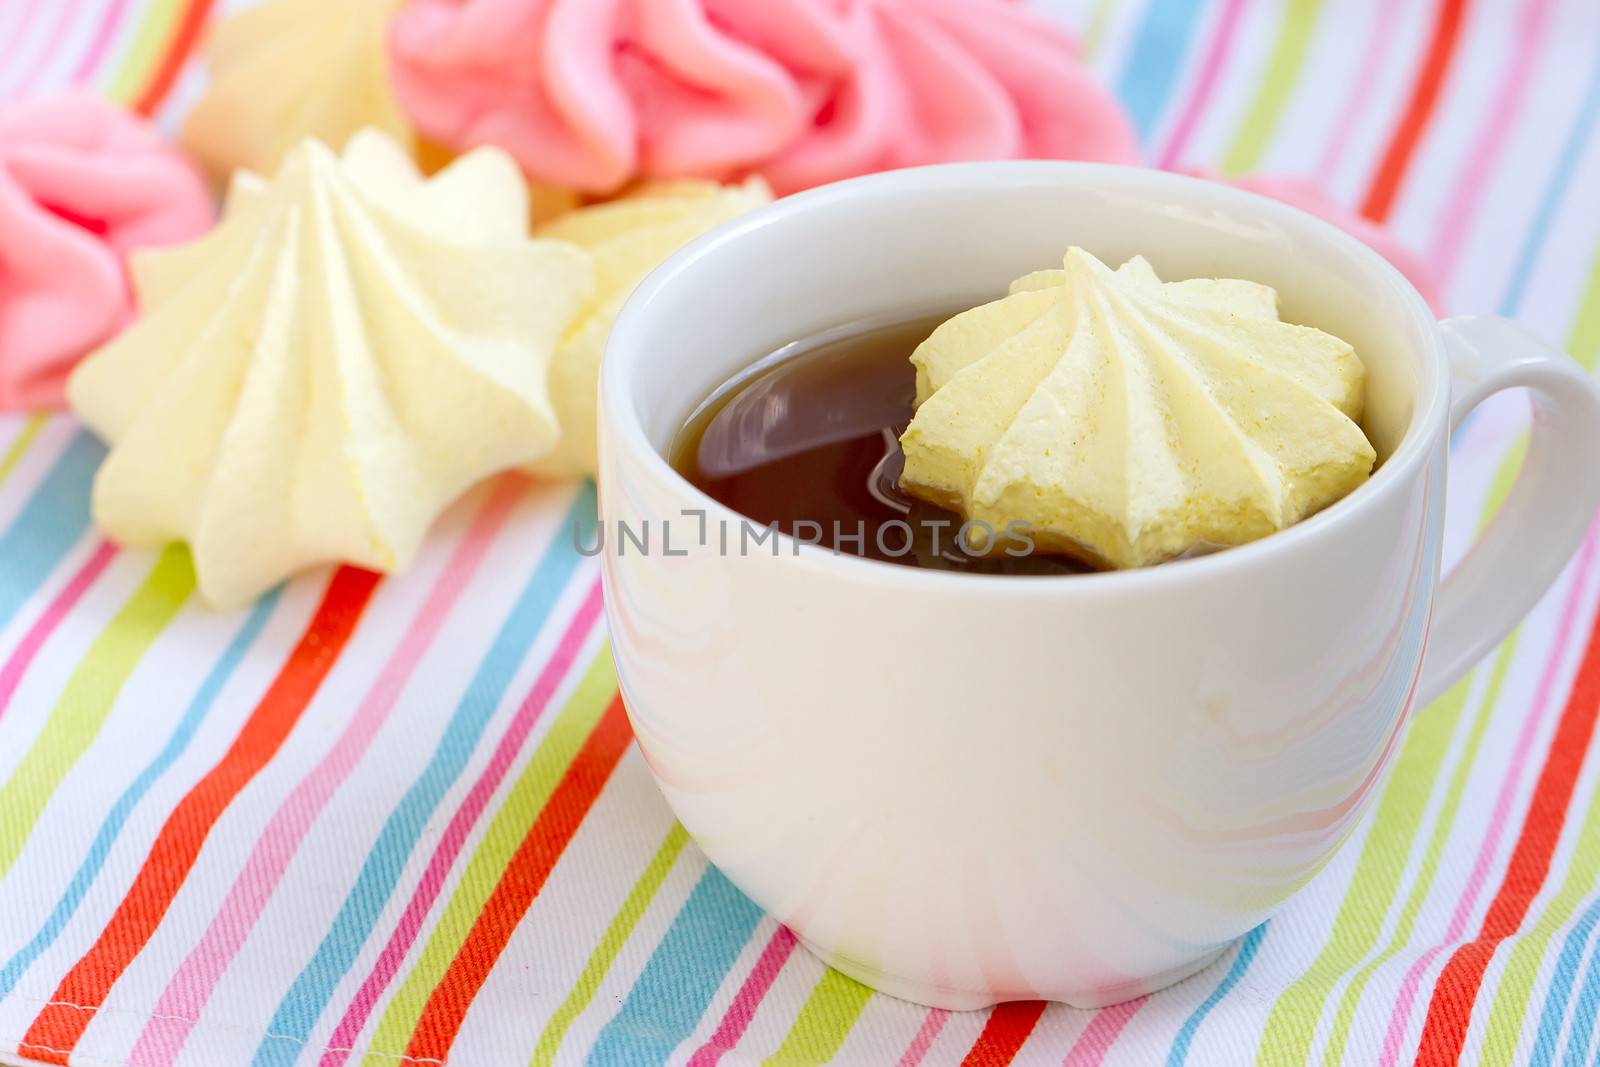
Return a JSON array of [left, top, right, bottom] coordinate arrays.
[[1321, 639, 1515, 1064], [1481, 438, 1529, 525], [104, 0, 181, 103], [1081, 0, 1119, 60], [763, 968, 875, 1067], [1219, 0, 1325, 176], [529, 823, 690, 1067], [363, 647, 618, 1063], [0, 416, 47, 491], [1254, 671, 1477, 1064], [0, 545, 194, 876], [1567, 248, 1600, 371]]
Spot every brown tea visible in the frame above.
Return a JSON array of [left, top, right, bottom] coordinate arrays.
[[671, 314, 1095, 575]]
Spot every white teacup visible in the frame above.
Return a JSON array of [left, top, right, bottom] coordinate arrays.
[[596, 163, 1600, 1009]]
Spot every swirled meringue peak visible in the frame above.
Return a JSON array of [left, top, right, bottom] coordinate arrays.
[[899, 248, 1375, 571], [529, 177, 771, 476], [182, 0, 410, 179], [387, 0, 1137, 195], [389, 0, 814, 193], [757, 0, 1141, 194], [69, 130, 593, 607], [0, 93, 212, 410]]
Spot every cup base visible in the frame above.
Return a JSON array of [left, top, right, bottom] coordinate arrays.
[[794, 934, 1235, 1011]]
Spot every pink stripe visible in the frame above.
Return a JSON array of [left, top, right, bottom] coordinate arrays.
[[1062, 997, 1147, 1066], [0, 0, 59, 85], [127, 480, 526, 1067], [0, 542, 117, 719], [686, 927, 801, 1067], [1315, 2, 1405, 176], [316, 579, 607, 1067], [0, 1, 50, 87], [0, 0, 45, 52], [8, 0, 82, 95], [1375, 519, 1600, 1067], [1428, 0, 1556, 277], [1155, 0, 1248, 169], [896, 1009, 951, 1067], [73, 0, 136, 85]]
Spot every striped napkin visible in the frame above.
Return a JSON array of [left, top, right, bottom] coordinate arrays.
[[2, 1, 1599, 1064]]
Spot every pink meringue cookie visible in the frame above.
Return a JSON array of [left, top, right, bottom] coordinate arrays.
[[388, 0, 1139, 195], [0, 93, 213, 410], [756, 0, 1141, 194], [390, 0, 813, 193], [1223, 173, 1445, 314]]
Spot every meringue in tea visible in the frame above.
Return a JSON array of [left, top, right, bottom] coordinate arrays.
[[899, 248, 1375, 570], [674, 249, 1374, 575], [674, 314, 1092, 576]]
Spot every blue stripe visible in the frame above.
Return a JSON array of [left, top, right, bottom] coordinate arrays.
[[1529, 891, 1600, 1067], [0, 432, 102, 633], [1558, 925, 1600, 1067], [586, 865, 765, 1067], [1165, 924, 1268, 1067], [0, 590, 279, 996], [1114, 0, 1209, 142], [252, 485, 594, 1067], [1453, 56, 1600, 445], [1498, 60, 1600, 319]]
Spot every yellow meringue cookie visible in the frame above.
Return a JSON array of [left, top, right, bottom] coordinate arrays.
[[182, 0, 410, 179], [69, 129, 594, 608], [529, 178, 772, 477], [899, 247, 1374, 570], [414, 137, 581, 225]]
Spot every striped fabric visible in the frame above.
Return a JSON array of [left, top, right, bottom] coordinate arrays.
[[1, 1, 1600, 1064]]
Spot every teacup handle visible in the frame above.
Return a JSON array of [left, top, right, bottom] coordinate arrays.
[[1417, 316, 1600, 705]]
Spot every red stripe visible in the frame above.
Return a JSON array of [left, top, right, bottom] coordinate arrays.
[[18, 567, 380, 1065], [1412, 600, 1600, 1065], [132, 0, 214, 116], [959, 1001, 1047, 1067], [1360, 0, 1470, 221], [402, 695, 634, 1064]]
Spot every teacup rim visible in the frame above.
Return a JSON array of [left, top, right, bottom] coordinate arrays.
[[601, 160, 1448, 593]]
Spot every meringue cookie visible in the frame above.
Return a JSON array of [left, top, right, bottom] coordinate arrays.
[[529, 177, 771, 477], [390, 0, 812, 193], [388, 0, 1137, 195], [0, 93, 212, 410], [758, 0, 1141, 194], [69, 130, 593, 607], [415, 136, 580, 225], [900, 248, 1374, 570], [182, 0, 411, 179]]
